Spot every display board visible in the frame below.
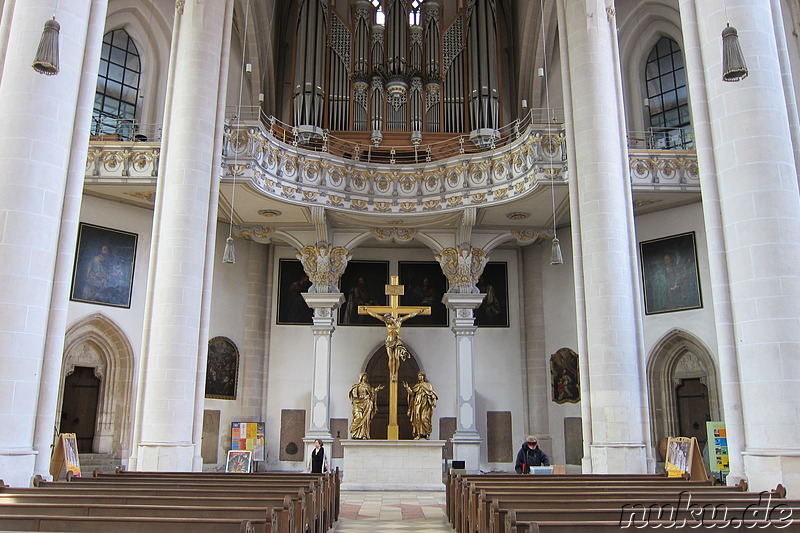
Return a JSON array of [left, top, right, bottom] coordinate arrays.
[[231, 422, 265, 462], [665, 436, 708, 481], [706, 421, 730, 474], [49, 433, 81, 480]]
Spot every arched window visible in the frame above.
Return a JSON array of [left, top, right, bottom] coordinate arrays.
[[93, 29, 141, 141], [645, 37, 692, 149], [371, 0, 385, 26]]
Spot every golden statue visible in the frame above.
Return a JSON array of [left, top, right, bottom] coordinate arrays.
[[361, 307, 425, 382], [349, 373, 384, 439], [403, 372, 438, 439]]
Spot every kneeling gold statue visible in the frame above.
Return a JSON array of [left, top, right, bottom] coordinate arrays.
[[403, 372, 438, 439]]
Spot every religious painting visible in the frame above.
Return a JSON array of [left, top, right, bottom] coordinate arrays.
[[70, 223, 137, 308], [475, 262, 509, 327], [398, 262, 448, 326], [205, 336, 239, 400], [338, 261, 389, 326], [640, 232, 702, 314], [225, 449, 252, 473], [550, 347, 580, 404], [276, 259, 313, 324]]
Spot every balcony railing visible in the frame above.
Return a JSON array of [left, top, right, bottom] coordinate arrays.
[[628, 127, 694, 150], [90, 116, 163, 143]]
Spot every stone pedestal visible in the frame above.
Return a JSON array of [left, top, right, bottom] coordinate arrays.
[[340, 440, 446, 490]]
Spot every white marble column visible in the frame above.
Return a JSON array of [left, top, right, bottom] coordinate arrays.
[[302, 293, 345, 439], [558, 0, 648, 473], [443, 293, 485, 471], [132, 0, 233, 471], [0, 0, 98, 487], [686, 0, 800, 491]]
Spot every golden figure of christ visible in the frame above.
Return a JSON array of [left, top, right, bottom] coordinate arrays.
[[358, 275, 431, 440]]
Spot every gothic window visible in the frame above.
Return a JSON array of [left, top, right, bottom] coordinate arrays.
[[93, 29, 141, 141], [645, 37, 692, 149], [409, 0, 422, 25]]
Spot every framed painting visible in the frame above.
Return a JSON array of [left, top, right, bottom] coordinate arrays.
[[276, 259, 313, 325], [338, 261, 389, 326], [70, 223, 137, 308], [225, 449, 252, 473], [205, 336, 239, 400], [550, 347, 580, 404], [475, 262, 509, 327], [640, 232, 702, 315], [398, 262, 448, 326]]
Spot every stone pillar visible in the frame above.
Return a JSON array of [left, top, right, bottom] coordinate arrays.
[[685, 0, 800, 491], [302, 293, 345, 439], [132, 0, 233, 471], [0, 0, 97, 487], [443, 293, 485, 471], [558, 0, 648, 473]]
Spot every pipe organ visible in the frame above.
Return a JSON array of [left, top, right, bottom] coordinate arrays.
[[290, 0, 502, 147]]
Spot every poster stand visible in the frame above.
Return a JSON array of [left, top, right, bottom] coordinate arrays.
[[664, 436, 708, 481], [49, 433, 81, 480]]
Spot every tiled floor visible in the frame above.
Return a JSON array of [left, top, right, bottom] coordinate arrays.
[[333, 491, 453, 532]]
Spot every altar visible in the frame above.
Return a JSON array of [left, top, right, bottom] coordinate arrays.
[[340, 439, 446, 491]]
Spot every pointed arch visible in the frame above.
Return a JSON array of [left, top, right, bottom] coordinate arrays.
[[61, 314, 135, 460], [646, 329, 721, 461]]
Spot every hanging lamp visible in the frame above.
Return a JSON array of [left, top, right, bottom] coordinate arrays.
[[32, 16, 60, 75]]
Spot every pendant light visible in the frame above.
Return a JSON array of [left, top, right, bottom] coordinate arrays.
[[721, 1, 748, 82], [32, 6, 61, 76]]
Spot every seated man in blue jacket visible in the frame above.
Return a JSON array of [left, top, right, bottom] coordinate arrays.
[[515, 435, 550, 474]]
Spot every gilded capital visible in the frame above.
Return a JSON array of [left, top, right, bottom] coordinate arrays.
[[297, 242, 352, 293], [435, 245, 488, 294]]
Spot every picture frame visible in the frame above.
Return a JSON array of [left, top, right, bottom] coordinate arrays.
[[225, 449, 252, 473], [276, 259, 313, 325], [550, 347, 580, 404], [640, 232, 702, 315], [398, 262, 448, 326], [475, 262, 509, 327], [338, 261, 389, 326], [205, 336, 239, 400], [70, 223, 137, 308]]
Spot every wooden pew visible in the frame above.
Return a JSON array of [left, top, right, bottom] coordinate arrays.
[[0, 513, 268, 532], [1, 471, 329, 533], [92, 469, 340, 528], [445, 471, 676, 525], [37, 473, 329, 533], [493, 495, 800, 533], [461, 480, 740, 533], [504, 507, 800, 532], [486, 491, 794, 533]]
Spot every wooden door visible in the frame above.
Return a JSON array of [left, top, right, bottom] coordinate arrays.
[[676, 378, 710, 451], [61, 366, 100, 453]]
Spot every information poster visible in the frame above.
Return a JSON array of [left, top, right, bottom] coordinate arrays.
[[231, 422, 265, 462], [706, 421, 730, 473]]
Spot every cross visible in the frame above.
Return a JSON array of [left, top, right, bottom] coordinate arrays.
[[358, 275, 431, 440]]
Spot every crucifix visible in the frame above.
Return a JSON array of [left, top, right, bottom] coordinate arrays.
[[359, 275, 431, 440]]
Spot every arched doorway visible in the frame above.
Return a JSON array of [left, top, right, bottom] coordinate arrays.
[[60, 314, 134, 460], [364, 346, 421, 440], [647, 329, 720, 465]]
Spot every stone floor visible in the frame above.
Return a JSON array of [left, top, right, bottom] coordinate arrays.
[[332, 491, 453, 532]]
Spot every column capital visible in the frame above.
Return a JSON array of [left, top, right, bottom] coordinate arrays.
[[302, 292, 345, 331], [297, 242, 352, 293], [435, 245, 489, 294], [443, 292, 485, 330]]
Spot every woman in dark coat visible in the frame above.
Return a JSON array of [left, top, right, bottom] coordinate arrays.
[[307, 439, 328, 473]]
